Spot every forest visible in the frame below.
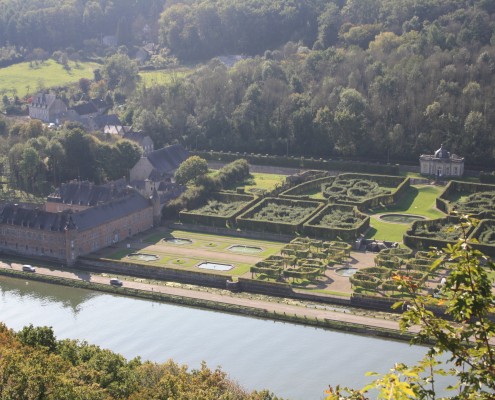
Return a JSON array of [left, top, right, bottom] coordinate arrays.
[[0, 323, 279, 399], [0, 0, 494, 192]]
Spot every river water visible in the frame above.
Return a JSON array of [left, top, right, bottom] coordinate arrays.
[[0, 276, 431, 399]]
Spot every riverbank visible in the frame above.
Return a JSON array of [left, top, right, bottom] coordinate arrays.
[[0, 261, 419, 343]]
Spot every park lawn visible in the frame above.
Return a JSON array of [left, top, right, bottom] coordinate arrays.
[[0, 60, 100, 98], [371, 185, 445, 219], [239, 172, 286, 194], [139, 68, 192, 86], [367, 185, 446, 242]]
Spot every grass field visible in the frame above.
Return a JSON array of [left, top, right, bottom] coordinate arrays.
[[103, 229, 286, 277], [139, 68, 192, 86], [0, 60, 101, 99], [367, 185, 446, 242], [224, 172, 286, 194]]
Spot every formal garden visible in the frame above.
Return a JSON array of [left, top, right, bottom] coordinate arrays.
[[94, 162, 495, 297], [250, 237, 352, 283]]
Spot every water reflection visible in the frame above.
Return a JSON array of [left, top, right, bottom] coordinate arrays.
[[0, 275, 452, 400], [0, 276, 98, 315]]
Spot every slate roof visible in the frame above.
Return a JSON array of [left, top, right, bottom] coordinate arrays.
[[0, 204, 75, 231], [72, 192, 151, 231], [94, 114, 122, 129], [158, 183, 186, 204], [47, 179, 128, 206], [0, 191, 151, 232], [31, 93, 57, 107], [147, 144, 189, 174], [123, 131, 151, 145], [70, 102, 98, 116]]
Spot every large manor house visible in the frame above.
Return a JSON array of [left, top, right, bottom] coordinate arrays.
[[0, 145, 189, 265]]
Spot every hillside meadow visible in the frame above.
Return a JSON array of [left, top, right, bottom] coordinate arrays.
[[0, 60, 100, 98]]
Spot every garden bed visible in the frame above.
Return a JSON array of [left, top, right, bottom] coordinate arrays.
[[237, 197, 323, 235], [436, 181, 495, 218], [303, 204, 370, 241]]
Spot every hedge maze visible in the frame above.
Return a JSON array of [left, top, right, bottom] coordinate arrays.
[[250, 237, 352, 283], [179, 192, 257, 227], [237, 197, 323, 235], [281, 173, 409, 209], [303, 204, 369, 241], [437, 181, 495, 218], [403, 217, 471, 250], [350, 247, 440, 296]]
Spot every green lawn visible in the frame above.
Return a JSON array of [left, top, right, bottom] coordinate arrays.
[[0, 60, 100, 98], [139, 68, 192, 86], [104, 229, 286, 277], [367, 185, 446, 242], [233, 173, 286, 194]]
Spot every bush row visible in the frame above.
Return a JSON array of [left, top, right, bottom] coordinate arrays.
[[162, 159, 250, 219], [192, 151, 400, 175]]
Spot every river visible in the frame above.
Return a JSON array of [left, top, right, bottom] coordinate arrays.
[[0, 276, 434, 399]]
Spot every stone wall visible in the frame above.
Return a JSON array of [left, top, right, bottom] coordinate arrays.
[[78, 258, 230, 289]]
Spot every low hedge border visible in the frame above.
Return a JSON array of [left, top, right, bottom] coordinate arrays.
[[0, 267, 416, 342]]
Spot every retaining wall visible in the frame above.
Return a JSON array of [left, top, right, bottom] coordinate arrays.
[[78, 258, 229, 289]]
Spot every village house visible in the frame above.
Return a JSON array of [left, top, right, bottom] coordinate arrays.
[[130, 144, 189, 182], [122, 130, 154, 155], [29, 92, 67, 123]]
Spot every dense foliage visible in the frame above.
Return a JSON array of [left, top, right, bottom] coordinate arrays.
[[329, 218, 495, 399], [0, 323, 280, 399], [191, 199, 246, 216], [3, 120, 141, 194], [410, 219, 464, 241], [123, 0, 495, 166], [164, 159, 250, 218], [452, 191, 495, 215], [252, 202, 316, 223]]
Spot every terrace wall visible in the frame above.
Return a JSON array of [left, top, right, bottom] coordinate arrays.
[[78, 258, 229, 289]]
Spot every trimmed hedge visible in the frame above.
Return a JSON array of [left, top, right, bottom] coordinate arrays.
[[236, 197, 323, 235], [403, 216, 472, 250], [322, 173, 410, 209], [436, 180, 495, 218], [179, 192, 258, 228], [279, 176, 334, 200], [193, 150, 400, 175], [379, 247, 414, 259], [468, 219, 495, 257], [303, 204, 369, 241]]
